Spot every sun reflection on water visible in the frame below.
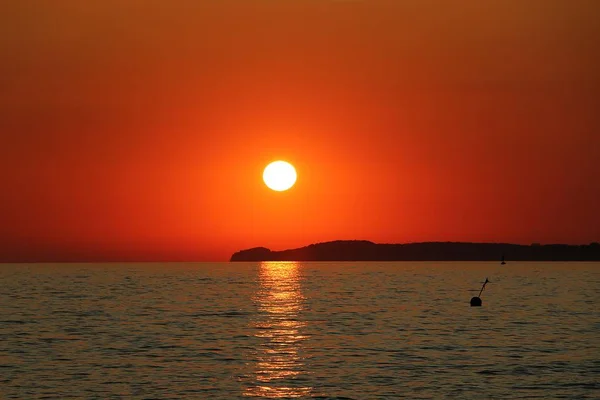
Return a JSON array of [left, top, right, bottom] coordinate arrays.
[[244, 261, 312, 398]]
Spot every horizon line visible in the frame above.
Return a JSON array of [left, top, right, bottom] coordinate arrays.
[[3, 240, 599, 264]]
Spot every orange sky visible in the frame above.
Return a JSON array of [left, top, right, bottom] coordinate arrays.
[[1, 1, 599, 261]]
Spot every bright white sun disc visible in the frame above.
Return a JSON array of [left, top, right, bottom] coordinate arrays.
[[263, 161, 297, 191]]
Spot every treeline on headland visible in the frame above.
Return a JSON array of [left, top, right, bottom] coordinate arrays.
[[230, 240, 600, 262]]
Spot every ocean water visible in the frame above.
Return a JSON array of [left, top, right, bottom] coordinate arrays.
[[1, 262, 598, 399]]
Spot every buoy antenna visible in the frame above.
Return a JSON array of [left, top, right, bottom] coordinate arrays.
[[478, 277, 490, 297]]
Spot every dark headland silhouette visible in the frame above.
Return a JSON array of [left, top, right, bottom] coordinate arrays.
[[230, 240, 600, 262]]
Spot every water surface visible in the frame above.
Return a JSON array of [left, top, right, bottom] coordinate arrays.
[[1, 262, 598, 398]]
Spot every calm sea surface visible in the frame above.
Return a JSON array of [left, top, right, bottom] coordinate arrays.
[[1, 262, 599, 399]]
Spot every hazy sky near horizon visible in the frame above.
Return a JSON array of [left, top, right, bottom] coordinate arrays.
[[1, 1, 599, 261]]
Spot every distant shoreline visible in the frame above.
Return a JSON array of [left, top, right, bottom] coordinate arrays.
[[230, 240, 600, 262]]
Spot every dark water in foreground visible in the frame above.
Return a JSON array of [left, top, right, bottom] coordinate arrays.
[[1, 262, 599, 399]]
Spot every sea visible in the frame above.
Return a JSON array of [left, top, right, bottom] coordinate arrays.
[[1, 262, 598, 399]]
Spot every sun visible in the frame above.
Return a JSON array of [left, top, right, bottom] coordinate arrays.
[[263, 161, 297, 191]]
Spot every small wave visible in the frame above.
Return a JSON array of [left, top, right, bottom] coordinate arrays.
[[478, 369, 501, 375]]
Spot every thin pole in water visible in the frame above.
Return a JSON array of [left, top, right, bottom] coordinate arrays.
[[478, 277, 489, 297]]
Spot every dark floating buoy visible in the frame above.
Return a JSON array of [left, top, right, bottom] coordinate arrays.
[[470, 277, 490, 307], [470, 296, 482, 306]]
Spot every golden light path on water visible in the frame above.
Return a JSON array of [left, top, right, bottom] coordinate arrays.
[[244, 261, 311, 398]]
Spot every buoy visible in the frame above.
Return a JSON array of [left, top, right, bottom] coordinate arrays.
[[470, 278, 489, 307]]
